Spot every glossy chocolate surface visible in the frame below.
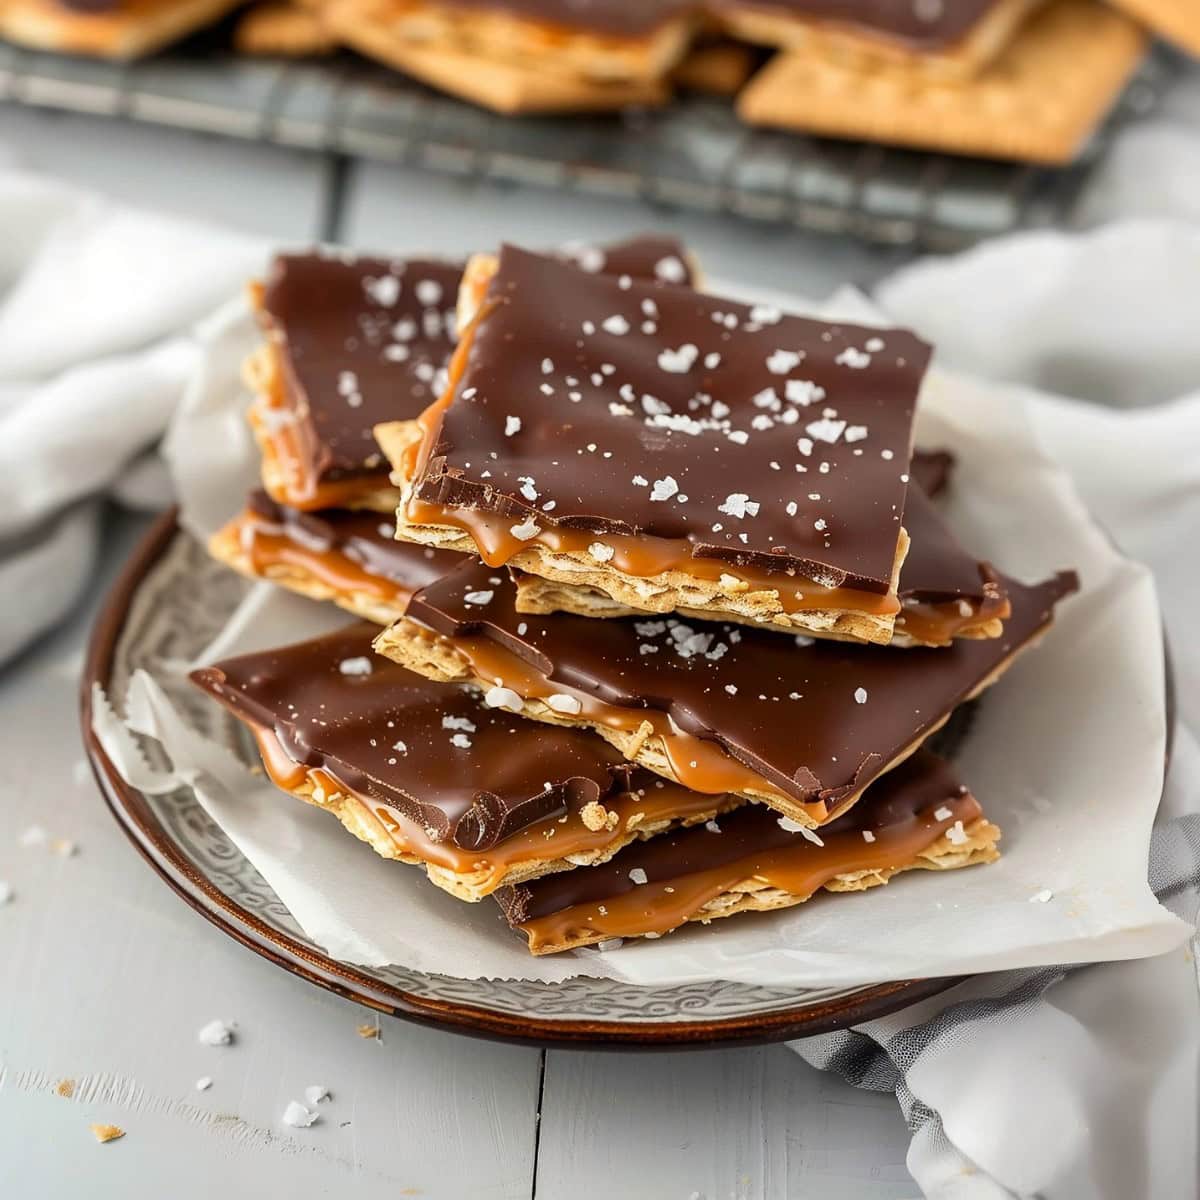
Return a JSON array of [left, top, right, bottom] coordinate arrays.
[[261, 252, 463, 484], [713, 0, 1000, 48], [414, 246, 929, 592], [245, 489, 460, 588], [406, 559, 1076, 809], [261, 237, 696, 487], [497, 748, 969, 923], [191, 623, 636, 851]]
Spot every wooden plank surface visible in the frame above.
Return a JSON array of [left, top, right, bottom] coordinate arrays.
[[0, 512, 544, 1200], [535, 1047, 915, 1200]]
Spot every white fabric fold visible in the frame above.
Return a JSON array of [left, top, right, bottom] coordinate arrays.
[[0, 169, 265, 664], [792, 221, 1200, 1200]]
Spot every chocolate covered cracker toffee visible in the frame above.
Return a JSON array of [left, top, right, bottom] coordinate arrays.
[[392, 246, 931, 643], [377, 558, 1077, 824], [497, 749, 999, 952], [191, 624, 742, 900]]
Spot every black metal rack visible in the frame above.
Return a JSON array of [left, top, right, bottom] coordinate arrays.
[[0, 36, 1174, 250]]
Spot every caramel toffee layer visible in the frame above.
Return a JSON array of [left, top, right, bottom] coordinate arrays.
[[220, 489, 460, 615], [257, 717, 735, 896], [514, 476, 1008, 646], [394, 559, 1077, 818], [190, 622, 650, 853], [496, 749, 988, 952], [255, 251, 464, 504], [710, 0, 1003, 49], [406, 245, 929, 597]]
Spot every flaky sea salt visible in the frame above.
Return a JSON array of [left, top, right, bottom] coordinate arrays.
[[649, 476, 679, 502], [628, 868, 649, 885], [463, 589, 494, 606], [338, 657, 372, 676], [484, 686, 523, 713], [654, 255, 687, 283], [546, 694, 582, 715]]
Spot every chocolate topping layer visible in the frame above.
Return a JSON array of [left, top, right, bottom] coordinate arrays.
[[260, 252, 464, 485], [190, 623, 636, 851], [414, 245, 929, 592], [711, 0, 1001, 49], [245, 489, 460, 589], [405, 559, 1077, 810], [497, 748, 969, 924]]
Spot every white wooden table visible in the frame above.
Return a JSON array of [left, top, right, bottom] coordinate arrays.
[[0, 107, 925, 1199]]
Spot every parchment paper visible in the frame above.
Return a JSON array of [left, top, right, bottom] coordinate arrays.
[[91, 283, 1191, 987]]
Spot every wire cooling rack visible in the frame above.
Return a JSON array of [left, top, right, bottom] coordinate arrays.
[[0, 33, 1175, 249]]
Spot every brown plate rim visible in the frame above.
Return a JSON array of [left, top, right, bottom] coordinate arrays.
[[77, 508, 1164, 1050]]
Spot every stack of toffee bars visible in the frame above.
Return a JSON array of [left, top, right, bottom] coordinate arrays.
[[194, 235, 1078, 956]]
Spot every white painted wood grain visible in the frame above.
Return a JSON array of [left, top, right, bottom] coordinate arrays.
[[0, 513, 544, 1200], [535, 1046, 914, 1200]]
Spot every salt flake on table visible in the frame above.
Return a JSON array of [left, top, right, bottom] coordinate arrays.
[[1030, 889, 1054, 904], [304, 1085, 331, 1106], [197, 1019, 235, 1046], [282, 1101, 319, 1129]]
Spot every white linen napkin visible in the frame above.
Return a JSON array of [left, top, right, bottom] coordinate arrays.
[[0, 169, 265, 663], [790, 222, 1200, 1200]]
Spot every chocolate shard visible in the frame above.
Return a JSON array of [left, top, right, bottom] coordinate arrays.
[[404, 558, 1078, 811], [910, 448, 954, 498], [189, 623, 635, 852], [413, 244, 930, 592]]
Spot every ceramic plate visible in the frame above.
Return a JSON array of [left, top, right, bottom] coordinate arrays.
[[82, 510, 975, 1048]]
